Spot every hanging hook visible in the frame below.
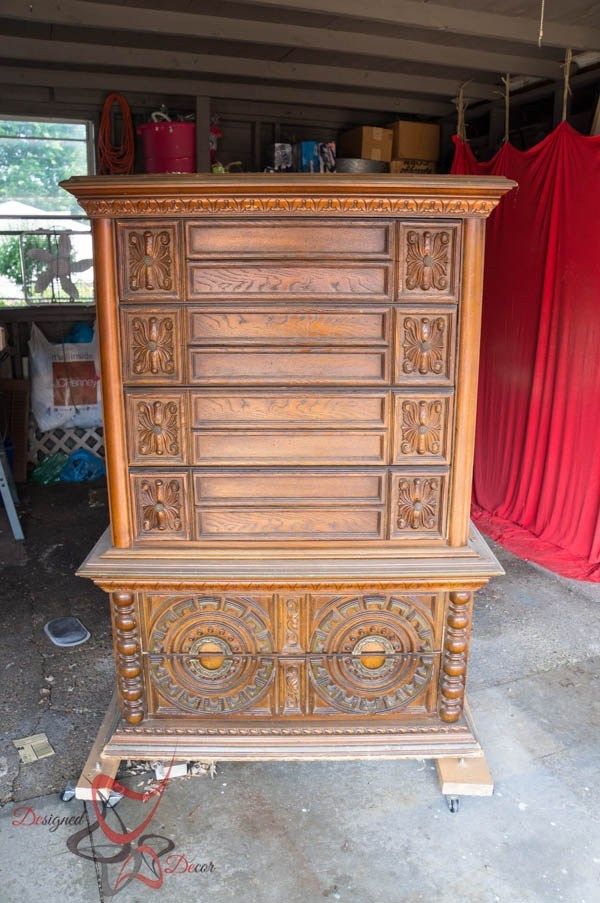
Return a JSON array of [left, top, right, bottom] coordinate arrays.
[[454, 81, 470, 141]]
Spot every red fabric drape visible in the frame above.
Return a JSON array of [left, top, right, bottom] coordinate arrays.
[[452, 122, 600, 581]]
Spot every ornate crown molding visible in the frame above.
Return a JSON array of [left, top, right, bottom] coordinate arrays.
[[78, 195, 500, 218]]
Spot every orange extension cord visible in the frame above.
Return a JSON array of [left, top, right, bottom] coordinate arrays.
[[97, 92, 135, 175]]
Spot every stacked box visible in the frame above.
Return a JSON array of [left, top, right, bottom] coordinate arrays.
[[337, 126, 393, 163]]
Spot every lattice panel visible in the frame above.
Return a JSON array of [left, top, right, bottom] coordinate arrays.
[[28, 417, 105, 464]]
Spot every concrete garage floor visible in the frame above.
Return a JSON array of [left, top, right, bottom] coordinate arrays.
[[0, 482, 599, 902]]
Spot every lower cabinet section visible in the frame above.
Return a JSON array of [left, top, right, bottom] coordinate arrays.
[[109, 588, 475, 725]]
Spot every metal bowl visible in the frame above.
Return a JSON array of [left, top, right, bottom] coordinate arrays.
[[335, 158, 388, 173]]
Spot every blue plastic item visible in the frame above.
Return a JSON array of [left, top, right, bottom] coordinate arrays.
[[62, 322, 94, 343], [59, 448, 106, 482]]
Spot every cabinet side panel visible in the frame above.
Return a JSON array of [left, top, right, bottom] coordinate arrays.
[[448, 217, 486, 545], [93, 217, 131, 547]]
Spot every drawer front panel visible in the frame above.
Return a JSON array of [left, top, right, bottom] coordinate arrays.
[[191, 391, 388, 430], [193, 470, 386, 506], [192, 430, 387, 465], [141, 590, 442, 718], [188, 307, 389, 345], [196, 507, 384, 540], [188, 263, 391, 300], [189, 348, 389, 385], [307, 591, 440, 715], [186, 220, 392, 258], [394, 310, 456, 385], [392, 392, 453, 464]]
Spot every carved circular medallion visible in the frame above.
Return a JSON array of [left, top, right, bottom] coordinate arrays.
[[149, 595, 275, 714], [309, 594, 435, 714]]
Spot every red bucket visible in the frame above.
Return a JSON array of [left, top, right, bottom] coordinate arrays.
[[136, 121, 196, 173]]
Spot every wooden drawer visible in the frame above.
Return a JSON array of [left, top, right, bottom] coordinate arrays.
[[189, 348, 389, 385], [394, 309, 456, 385], [193, 469, 386, 506], [186, 219, 392, 258], [192, 430, 387, 465], [196, 507, 384, 540], [141, 590, 441, 717], [188, 262, 391, 300], [187, 307, 390, 345], [191, 391, 388, 430]]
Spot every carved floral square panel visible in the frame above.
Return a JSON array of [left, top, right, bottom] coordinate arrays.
[[392, 393, 453, 464], [394, 310, 455, 385], [126, 391, 187, 464], [118, 222, 181, 300], [121, 307, 183, 384], [389, 472, 446, 538], [397, 223, 459, 301], [131, 472, 191, 542]]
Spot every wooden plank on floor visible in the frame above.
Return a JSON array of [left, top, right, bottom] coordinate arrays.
[[436, 754, 494, 796], [76, 692, 122, 801]]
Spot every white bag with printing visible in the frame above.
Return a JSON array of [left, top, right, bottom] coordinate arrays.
[[29, 323, 103, 431]]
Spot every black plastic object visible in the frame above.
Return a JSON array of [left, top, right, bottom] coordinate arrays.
[[44, 616, 90, 647]]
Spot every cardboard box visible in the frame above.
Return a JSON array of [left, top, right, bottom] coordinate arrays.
[[389, 121, 440, 162], [389, 158, 437, 174], [337, 126, 393, 162]]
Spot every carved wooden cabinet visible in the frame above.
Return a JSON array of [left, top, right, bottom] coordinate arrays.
[[64, 174, 512, 763]]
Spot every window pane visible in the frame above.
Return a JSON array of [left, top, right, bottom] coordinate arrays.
[[0, 119, 88, 141]]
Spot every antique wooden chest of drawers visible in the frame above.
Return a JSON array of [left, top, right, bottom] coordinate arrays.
[[64, 174, 512, 764]]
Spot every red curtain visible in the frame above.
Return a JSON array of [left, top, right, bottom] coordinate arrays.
[[452, 122, 600, 581]]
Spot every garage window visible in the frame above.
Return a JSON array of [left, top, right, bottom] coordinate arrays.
[[0, 117, 94, 306]]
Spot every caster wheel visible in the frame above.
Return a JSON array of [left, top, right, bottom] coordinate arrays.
[[446, 796, 460, 814], [60, 781, 76, 803]]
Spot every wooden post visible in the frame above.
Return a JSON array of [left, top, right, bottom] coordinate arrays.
[[195, 96, 210, 172]]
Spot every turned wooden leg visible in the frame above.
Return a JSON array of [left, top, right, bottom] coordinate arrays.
[[439, 590, 472, 723], [111, 591, 145, 725]]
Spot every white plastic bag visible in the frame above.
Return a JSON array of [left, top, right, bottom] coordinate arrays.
[[29, 323, 103, 431]]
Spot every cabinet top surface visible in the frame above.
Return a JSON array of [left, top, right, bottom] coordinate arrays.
[[61, 173, 515, 215]]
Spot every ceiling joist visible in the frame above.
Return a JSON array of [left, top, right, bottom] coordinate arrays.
[[0, 66, 454, 116], [234, 0, 600, 52], [3, 35, 497, 102], [0, 0, 562, 78]]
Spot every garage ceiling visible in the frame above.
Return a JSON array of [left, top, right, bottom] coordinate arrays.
[[0, 0, 599, 116]]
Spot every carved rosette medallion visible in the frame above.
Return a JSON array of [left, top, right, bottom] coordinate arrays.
[[405, 229, 451, 292], [149, 595, 275, 714], [402, 317, 447, 377], [396, 477, 441, 532], [128, 229, 173, 292], [136, 400, 180, 458], [132, 316, 175, 376], [400, 399, 443, 456], [140, 478, 182, 533], [308, 594, 435, 714]]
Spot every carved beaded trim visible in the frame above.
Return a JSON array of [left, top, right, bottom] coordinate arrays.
[[81, 197, 499, 217]]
